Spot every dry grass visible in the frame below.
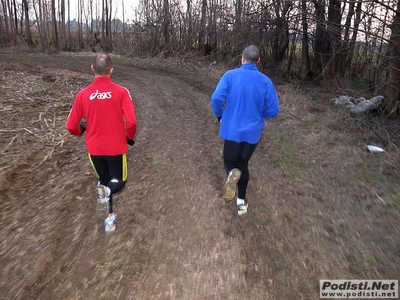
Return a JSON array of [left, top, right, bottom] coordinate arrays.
[[269, 83, 400, 285]]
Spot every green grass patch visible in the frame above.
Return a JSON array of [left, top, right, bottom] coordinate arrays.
[[271, 132, 307, 173]]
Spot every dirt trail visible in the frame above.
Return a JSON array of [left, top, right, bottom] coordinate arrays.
[[1, 53, 277, 300], [56, 69, 245, 299], [1, 51, 399, 300]]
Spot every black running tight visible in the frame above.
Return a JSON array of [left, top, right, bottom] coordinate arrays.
[[89, 154, 127, 212], [223, 140, 258, 200]]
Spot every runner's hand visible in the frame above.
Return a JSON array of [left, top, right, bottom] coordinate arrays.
[[78, 124, 86, 136], [127, 139, 135, 146]]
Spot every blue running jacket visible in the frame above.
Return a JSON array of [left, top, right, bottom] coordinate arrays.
[[211, 63, 280, 144]]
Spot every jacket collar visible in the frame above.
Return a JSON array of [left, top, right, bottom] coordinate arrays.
[[241, 63, 258, 70]]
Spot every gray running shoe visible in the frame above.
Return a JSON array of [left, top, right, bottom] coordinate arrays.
[[222, 168, 241, 201], [104, 213, 117, 233], [95, 184, 110, 219]]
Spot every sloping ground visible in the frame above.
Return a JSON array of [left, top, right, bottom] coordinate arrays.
[[0, 51, 399, 299]]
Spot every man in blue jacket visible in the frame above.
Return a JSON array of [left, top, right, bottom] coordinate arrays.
[[211, 45, 280, 216]]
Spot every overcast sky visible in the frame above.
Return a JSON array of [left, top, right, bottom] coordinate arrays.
[[69, 0, 140, 21]]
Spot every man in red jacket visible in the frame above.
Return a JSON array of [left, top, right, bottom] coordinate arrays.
[[66, 53, 137, 233]]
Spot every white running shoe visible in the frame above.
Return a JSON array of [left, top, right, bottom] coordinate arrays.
[[222, 168, 241, 201], [96, 184, 111, 201], [96, 184, 111, 219], [104, 213, 117, 233], [237, 200, 248, 216]]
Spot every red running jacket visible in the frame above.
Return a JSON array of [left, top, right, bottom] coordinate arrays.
[[66, 77, 137, 156]]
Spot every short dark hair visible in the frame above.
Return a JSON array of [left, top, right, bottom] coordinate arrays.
[[92, 53, 113, 75], [242, 45, 260, 63]]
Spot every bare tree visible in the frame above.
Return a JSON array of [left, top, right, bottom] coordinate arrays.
[[101, 0, 113, 51], [1, 0, 11, 44], [300, 0, 311, 79], [163, 0, 170, 52], [32, 0, 49, 50], [272, 0, 292, 64], [59, 0, 66, 49], [22, 0, 34, 48], [4, 0, 18, 44], [340, 0, 356, 75], [233, 0, 243, 53], [311, 0, 343, 82], [345, 0, 362, 76], [326, 0, 341, 78], [11, 0, 18, 42], [312, 0, 329, 77], [185, 0, 193, 50], [51, 0, 59, 50], [67, 0, 71, 49], [198, 0, 207, 51], [382, 0, 400, 116]]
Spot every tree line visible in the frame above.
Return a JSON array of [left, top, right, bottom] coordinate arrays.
[[1, 0, 399, 116]]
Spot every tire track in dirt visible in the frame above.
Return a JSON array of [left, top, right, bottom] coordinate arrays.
[[106, 67, 257, 299]]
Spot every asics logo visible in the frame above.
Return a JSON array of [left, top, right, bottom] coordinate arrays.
[[89, 90, 112, 100]]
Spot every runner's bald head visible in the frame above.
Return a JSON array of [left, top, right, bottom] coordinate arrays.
[[242, 45, 260, 64], [92, 53, 113, 75]]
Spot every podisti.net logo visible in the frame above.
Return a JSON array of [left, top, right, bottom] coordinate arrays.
[[320, 280, 398, 298]]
